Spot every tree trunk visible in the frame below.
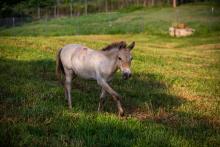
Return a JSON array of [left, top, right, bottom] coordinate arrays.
[[173, 0, 176, 8], [151, 0, 154, 6], [105, 0, 108, 13], [54, 6, 56, 18], [70, 3, 72, 17], [136, 0, 139, 6], [85, 0, 87, 15], [143, 0, 147, 7], [167, 0, 170, 5], [56, 0, 60, 17], [57, 6, 59, 17], [37, 7, 40, 19]]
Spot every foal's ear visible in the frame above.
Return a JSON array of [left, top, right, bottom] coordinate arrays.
[[128, 41, 135, 50], [118, 41, 127, 49]]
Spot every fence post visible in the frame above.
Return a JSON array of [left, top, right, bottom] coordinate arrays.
[[211, 7, 214, 14], [84, 0, 87, 16], [54, 6, 57, 18], [105, 0, 108, 13], [70, 3, 72, 17], [12, 17, 15, 27], [38, 7, 41, 19], [57, 6, 59, 17]]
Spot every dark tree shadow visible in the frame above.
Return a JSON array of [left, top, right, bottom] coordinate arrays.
[[0, 57, 185, 116]]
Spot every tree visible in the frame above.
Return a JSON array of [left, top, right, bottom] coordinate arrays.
[[84, 0, 87, 15], [173, 0, 176, 8], [28, 0, 55, 8]]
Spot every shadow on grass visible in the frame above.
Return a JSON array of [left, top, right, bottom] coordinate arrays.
[[0, 57, 186, 116], [1, 57, 219, 146], [0, 114, 141, 146]]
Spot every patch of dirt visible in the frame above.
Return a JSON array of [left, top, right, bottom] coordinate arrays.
[[127, 107, 177, 122], [194, 43, 220, 50], [126, 106, 220, 130], [171, 86, 204, 101]]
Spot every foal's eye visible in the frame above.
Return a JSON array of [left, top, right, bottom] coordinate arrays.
[[118, 57, 122, 60], [131, 57, 133, 61]]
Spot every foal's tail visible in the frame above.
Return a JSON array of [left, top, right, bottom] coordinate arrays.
[[56, 48, 65, 85]]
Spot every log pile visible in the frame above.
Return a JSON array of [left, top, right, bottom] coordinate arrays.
[[169, 23, 195, 37]]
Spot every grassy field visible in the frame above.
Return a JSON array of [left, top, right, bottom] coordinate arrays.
[[0, 3, 220, 147]]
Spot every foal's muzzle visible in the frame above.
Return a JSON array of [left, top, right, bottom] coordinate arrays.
[[122, 72, 132, 80]]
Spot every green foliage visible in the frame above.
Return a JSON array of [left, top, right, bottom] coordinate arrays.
[[28, 0, 55, 8], [119, 5, 145, 13]]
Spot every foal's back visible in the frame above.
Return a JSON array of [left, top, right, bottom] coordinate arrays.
[[60, 44, 106, 79]]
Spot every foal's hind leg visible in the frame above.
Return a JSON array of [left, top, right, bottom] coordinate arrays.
[[64, 68, 73, 109], [98, 88, 107, 112]]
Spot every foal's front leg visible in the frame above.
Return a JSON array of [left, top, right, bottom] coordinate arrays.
[[97, 79, 124, 116]]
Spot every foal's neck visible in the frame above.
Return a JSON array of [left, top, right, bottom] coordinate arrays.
[[102, 48, 119, 59], [102, 48, 119, 72]]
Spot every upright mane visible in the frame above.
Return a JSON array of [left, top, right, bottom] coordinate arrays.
[[101, 41, 127, 51]]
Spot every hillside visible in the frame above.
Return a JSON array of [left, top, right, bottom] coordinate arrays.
[[0, 3, 219, 36]]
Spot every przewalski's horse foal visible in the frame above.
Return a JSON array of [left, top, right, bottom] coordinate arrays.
[[56, 41, 135, 116]]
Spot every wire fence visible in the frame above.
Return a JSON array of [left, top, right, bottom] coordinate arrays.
[[0, 0, 172, 27], [0, 17, 33, 27]]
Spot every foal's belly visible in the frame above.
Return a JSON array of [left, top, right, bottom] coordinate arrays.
[[74, 69, 96, 80], [71, 59, 97, 80]]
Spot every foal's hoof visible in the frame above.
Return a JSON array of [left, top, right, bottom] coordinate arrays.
[[97, 107, 103, 112], [118, 111, 124, 117]]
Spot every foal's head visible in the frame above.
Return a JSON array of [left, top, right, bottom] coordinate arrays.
[[102, 41, 135, 80], [117, 41, 135, 80]]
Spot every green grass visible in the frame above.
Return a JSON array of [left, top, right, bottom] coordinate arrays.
[[0, 3, 220, 147]]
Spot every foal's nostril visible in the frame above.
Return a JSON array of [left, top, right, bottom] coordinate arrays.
[[122, 72, 131, 80], [122, 73, 127, 80]]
